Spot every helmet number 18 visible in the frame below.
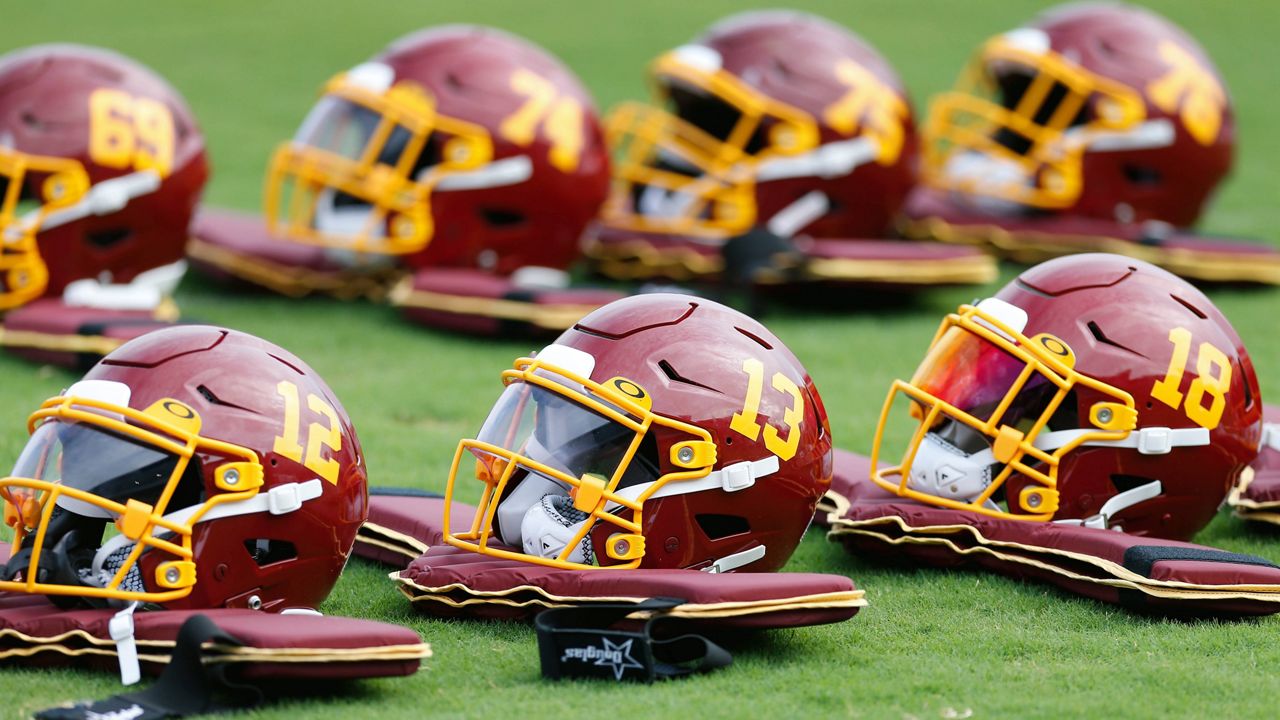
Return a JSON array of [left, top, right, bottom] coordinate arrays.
[[729, 358, 804, 461], [1150, 327, 1231, 430], [272, 380, 343, 484], [88, 89, 175, 177]]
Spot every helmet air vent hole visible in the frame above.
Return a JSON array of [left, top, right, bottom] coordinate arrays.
[[1169, 294, 1208, 320], [1241, 367, 1253, 409], [1122, 164, 1162, 187], [1086, 321, 1146, 358], [244, 539, 297, 567], [657, 359, 721, 393], [734, 326, 772, 350], [480, 208, 527, 228], [695, 514, 750, 541], [86, 228, 131, 249]]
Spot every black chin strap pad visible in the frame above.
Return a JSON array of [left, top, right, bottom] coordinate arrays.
[[535, 597, 733, 683], [36, 613, 261, 719]]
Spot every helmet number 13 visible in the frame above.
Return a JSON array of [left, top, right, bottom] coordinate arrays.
[[730, 358, 803, 461], [273, 381, 343, 484], [1150, 327, 1231, 430]]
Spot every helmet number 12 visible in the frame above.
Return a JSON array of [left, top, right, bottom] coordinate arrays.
[[499, 69, 584, 173], [273, 381, 343, 484], [88, 89, 175, 177], [1150, 327, 1231, 430], [730, 358, 804, 461]]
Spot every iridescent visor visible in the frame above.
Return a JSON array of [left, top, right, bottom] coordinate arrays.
[[910, 324, 1050, 425]]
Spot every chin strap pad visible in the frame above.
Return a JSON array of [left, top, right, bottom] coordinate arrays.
[[901, 186, 1280, 285], [186, 207, 403, 300], [395, 544, 863, 631], [354, 487, 865, 630], [0, 581, 430, 689], [821, 449, 1280, 617], [389, 267, 624, 337], [1227, 404, 1280, 524], [0, 298, 180, 370]]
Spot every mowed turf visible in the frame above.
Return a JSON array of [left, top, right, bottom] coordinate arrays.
[[3, 0, 1280, 717]]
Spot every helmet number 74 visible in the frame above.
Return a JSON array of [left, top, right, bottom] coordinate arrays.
[[729, 358, 803, 461], [273, 381, 343, 484], [498, 69, 584, 173], [1150, 327, 1231, 430]]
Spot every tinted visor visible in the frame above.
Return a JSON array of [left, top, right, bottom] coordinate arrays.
[[294, 96, 416, 168], [475, 374, 659, 490], [11, 420, 198, 518]]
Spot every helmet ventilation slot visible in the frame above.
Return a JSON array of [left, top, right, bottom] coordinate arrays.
[[696, 513, 750, 541], [244, 539, 297, 567]]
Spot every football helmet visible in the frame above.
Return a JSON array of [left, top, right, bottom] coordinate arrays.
[[870, 253, 1262, 540], [264, 25, 609, 275], [0, 326, 367, 611], [595, 10, 916, 265], [0, 44, 207, 311], [442, 293, 832, 572], [921, 2, 1232, 226]]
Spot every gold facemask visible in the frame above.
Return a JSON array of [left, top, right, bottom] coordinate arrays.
[[869, 302, 1137, 521], [0, 147, 91, 309], [264, 73, 493, 256], [923, 35, 1146, 209], [442, 357, 717, 570], [0, 394, 262, 604]]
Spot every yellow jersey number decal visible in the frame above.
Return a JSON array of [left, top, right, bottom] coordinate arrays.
[[822, 59, 908, 165], [1150, 327, 1231, 430], [88, 89, 175, 177], [273, 380, 343, 484], [729, 358, 804, 461], [1146, 42, 1226, 146], [498, 69, 584, 173]]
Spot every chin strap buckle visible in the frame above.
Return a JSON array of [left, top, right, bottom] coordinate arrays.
[[109, 602, 141, 686]]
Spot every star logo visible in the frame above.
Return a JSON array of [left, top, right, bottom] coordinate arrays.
[[594, 638, 644, 680]]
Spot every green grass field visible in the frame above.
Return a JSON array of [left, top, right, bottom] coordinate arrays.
[[4, 0, 1280, 717]]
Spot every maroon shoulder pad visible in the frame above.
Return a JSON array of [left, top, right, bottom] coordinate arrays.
[[186, 207, 402, 300], [0, 591, 429, 681], [1, 299, 175, 369], [1228, 403, 1280, 523], [902, 187, 1280, 285], [395, 545, 863, 630], [824, 449, 1280, 617], [354, 488, 474, 567], [390, 268, 623, 337]]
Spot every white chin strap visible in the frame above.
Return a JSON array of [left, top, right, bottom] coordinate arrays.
[[755, 136, 879, 183], [767, 191, 829, 239], [61, 258, 187, 312], [433, 156, 533, 192], [941, 151, 1030, 215], [1054, 480, 1163, 532], [1032, 426, 1210, 455], [11, 170, 163, 241]]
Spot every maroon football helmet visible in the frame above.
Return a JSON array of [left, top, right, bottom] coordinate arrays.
[[442, 293, 832, 572], [921, 2, 1233, 226], [0, 326, 367, 611], [870, 253, 1262, 540], [591, 10, 917, 278], [0, 44, 207, 311], [264, 25, 609, 275]]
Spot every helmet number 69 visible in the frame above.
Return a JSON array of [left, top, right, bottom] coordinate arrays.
[[729, 358, 803, 461], [1150, 327, 1231, 430]]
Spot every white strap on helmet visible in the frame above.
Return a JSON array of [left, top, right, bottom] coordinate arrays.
[[701, 545, 766, 574], [161, 479, 325, 528], [1054, 480, 1163, 531], [433, 156, 533, 191], [1262, 423, 1280, 453], [612, 455, 781, 507], [29, 170, 163, 233], [766, 191, 829, 238], [1033, 427, 1210, 455], [109, 602, 141, 686], [755, 137, 878, 183]]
